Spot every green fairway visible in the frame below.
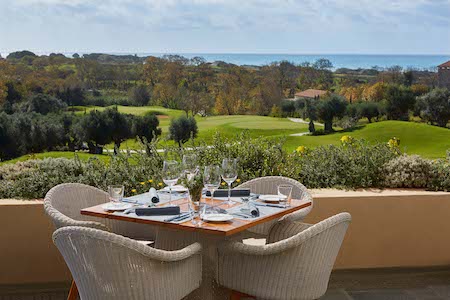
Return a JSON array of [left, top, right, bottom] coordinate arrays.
[[284, 121, 450, 158], [4, 108, 450, 165], [118, 114, 312, 149]]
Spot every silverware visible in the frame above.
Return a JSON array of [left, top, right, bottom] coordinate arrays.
[[230, 213, 251, 219], [165, 212, 191, 222], [253, 203, 286, 208]]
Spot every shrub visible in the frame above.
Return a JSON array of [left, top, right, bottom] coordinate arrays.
[[382, 155, 432, 188], [286, 139, 397, 188]]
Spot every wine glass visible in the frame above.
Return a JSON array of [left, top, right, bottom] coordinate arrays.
[[108, 185, 124, 206], [203, 165, 221, 206], [221, 158, 238, 206], [182, 154, 198, 182], [162, 160, 181, 206]]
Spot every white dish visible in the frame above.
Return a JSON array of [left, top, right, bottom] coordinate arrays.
[[102, 202, 134, 211], [202, 213, 234, 222], [259, 194, 287, 203], [161, 185, 188, 193]]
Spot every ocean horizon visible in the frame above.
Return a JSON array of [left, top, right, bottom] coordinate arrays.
[[2, 51, 449, 70]]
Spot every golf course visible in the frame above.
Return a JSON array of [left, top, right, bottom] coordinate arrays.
[[3, 105, 450, 165]]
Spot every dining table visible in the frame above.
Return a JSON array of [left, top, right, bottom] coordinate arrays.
[[81, 192, 312, 300]]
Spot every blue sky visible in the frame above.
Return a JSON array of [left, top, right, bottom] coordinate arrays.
[[0, 0, 449, 55]]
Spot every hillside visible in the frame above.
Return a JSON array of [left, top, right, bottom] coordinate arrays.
[[285, 121, 450, 158]]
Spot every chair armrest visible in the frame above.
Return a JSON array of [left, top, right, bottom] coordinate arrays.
[[99, 228, 203, 262], [44, 205, 109, 231], [137, 242, 203, 262]]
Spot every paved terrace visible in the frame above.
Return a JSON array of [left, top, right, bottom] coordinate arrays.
[[1, 267, 450, 299]]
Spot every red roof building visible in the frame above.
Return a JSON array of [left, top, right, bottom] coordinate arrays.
[[438, 61, 450, 88]]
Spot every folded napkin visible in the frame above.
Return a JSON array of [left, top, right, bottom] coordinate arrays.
[[149, 187, 159, 203], [241, 205, 260, 217], [135, 206, 180, 216], [206, 189, 251, 197]]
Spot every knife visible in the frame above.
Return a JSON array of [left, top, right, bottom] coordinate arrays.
[[165, 212, 191, 222], [253, 203, 286, 208]]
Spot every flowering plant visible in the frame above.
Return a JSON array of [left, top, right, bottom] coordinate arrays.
[[180, 169, 204, 202]]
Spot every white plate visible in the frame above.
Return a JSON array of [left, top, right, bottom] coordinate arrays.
[[259, 194, 287, 203], [102, 202, 134, 211], [161, 185, 188, 193], [202, 213, 234, 222]]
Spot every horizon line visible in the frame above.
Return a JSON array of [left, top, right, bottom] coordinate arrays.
[[1, 50, 450, 57]]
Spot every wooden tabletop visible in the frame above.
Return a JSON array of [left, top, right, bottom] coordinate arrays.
[[81, 197, 312, 237]]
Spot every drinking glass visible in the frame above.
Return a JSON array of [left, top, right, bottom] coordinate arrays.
[[204, 165, 221, 205], [162, 160, 181, 205], [277, 184, 293, 207], [182, 154, 198, 182], [186, 190, 204, 227], [108, 185, 124, 205], [221, 158, 238, 206]]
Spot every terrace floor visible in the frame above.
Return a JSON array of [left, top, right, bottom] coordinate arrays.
[[2, 267, 450, 300]]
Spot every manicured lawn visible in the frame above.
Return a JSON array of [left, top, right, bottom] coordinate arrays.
[[284, 121, 450, 158], [118, 114, 312, 149], [3, 110, 450, 165]]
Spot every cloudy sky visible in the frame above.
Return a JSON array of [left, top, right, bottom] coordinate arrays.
[[0, 0, 449, 55]]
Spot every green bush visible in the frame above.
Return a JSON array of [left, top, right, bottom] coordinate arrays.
[[287, 139, 397, 188], [2, 134, 450, 200], [382, 155, 432, 188]]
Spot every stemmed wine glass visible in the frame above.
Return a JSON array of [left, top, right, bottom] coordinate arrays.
[[162, 160, 181, 206], [221, 158, 238, 206], [182, 154, 198, 182], [203, 165, 221, 215]]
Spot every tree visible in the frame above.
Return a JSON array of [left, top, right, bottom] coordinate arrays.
[[24, 94, 67, 115], [417, 89, 450, 127], [129, 84, 151, 106], [132, 113, 162, 142], [169, 115, 198, 147], [7, 50, 37, 60], [313, 58, 333, 70], [357, 102, 381, 123], [103, 108, 133, 152], [74, 108, 133, 153], [384, 84, 415, 120], [316, 94, 348, 132]]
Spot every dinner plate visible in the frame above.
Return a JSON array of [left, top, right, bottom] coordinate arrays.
[[259, 194, 287, 203], [102, 202, 134, 211], [202, 213, 234, 222], [161, 185, 188, 193]]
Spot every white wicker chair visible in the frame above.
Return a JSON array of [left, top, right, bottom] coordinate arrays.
[[53, 226, 202, 300], [235, 176, 313, 237], [217, 212, 351, 300], [44, 183, 156, 241]]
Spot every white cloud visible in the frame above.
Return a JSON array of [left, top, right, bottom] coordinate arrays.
[[0, 0, 449, 54]]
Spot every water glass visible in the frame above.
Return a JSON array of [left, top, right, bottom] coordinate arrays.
[[108, 185, 124, 205], [162, 160, 181, 205], [277, 184, 293, 207], [221, 158, 238, 206]]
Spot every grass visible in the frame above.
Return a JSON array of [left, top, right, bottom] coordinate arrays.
[[3, 106, 450, 165], [0, 151, 110, 166], [284, 121, 450, 158]]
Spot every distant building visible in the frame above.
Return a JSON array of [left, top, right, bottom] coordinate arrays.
[[294, 89, 328, 100], [438, 61, 450, 89]]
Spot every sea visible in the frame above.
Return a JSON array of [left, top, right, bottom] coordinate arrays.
[[2, 51, 449, 70]]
